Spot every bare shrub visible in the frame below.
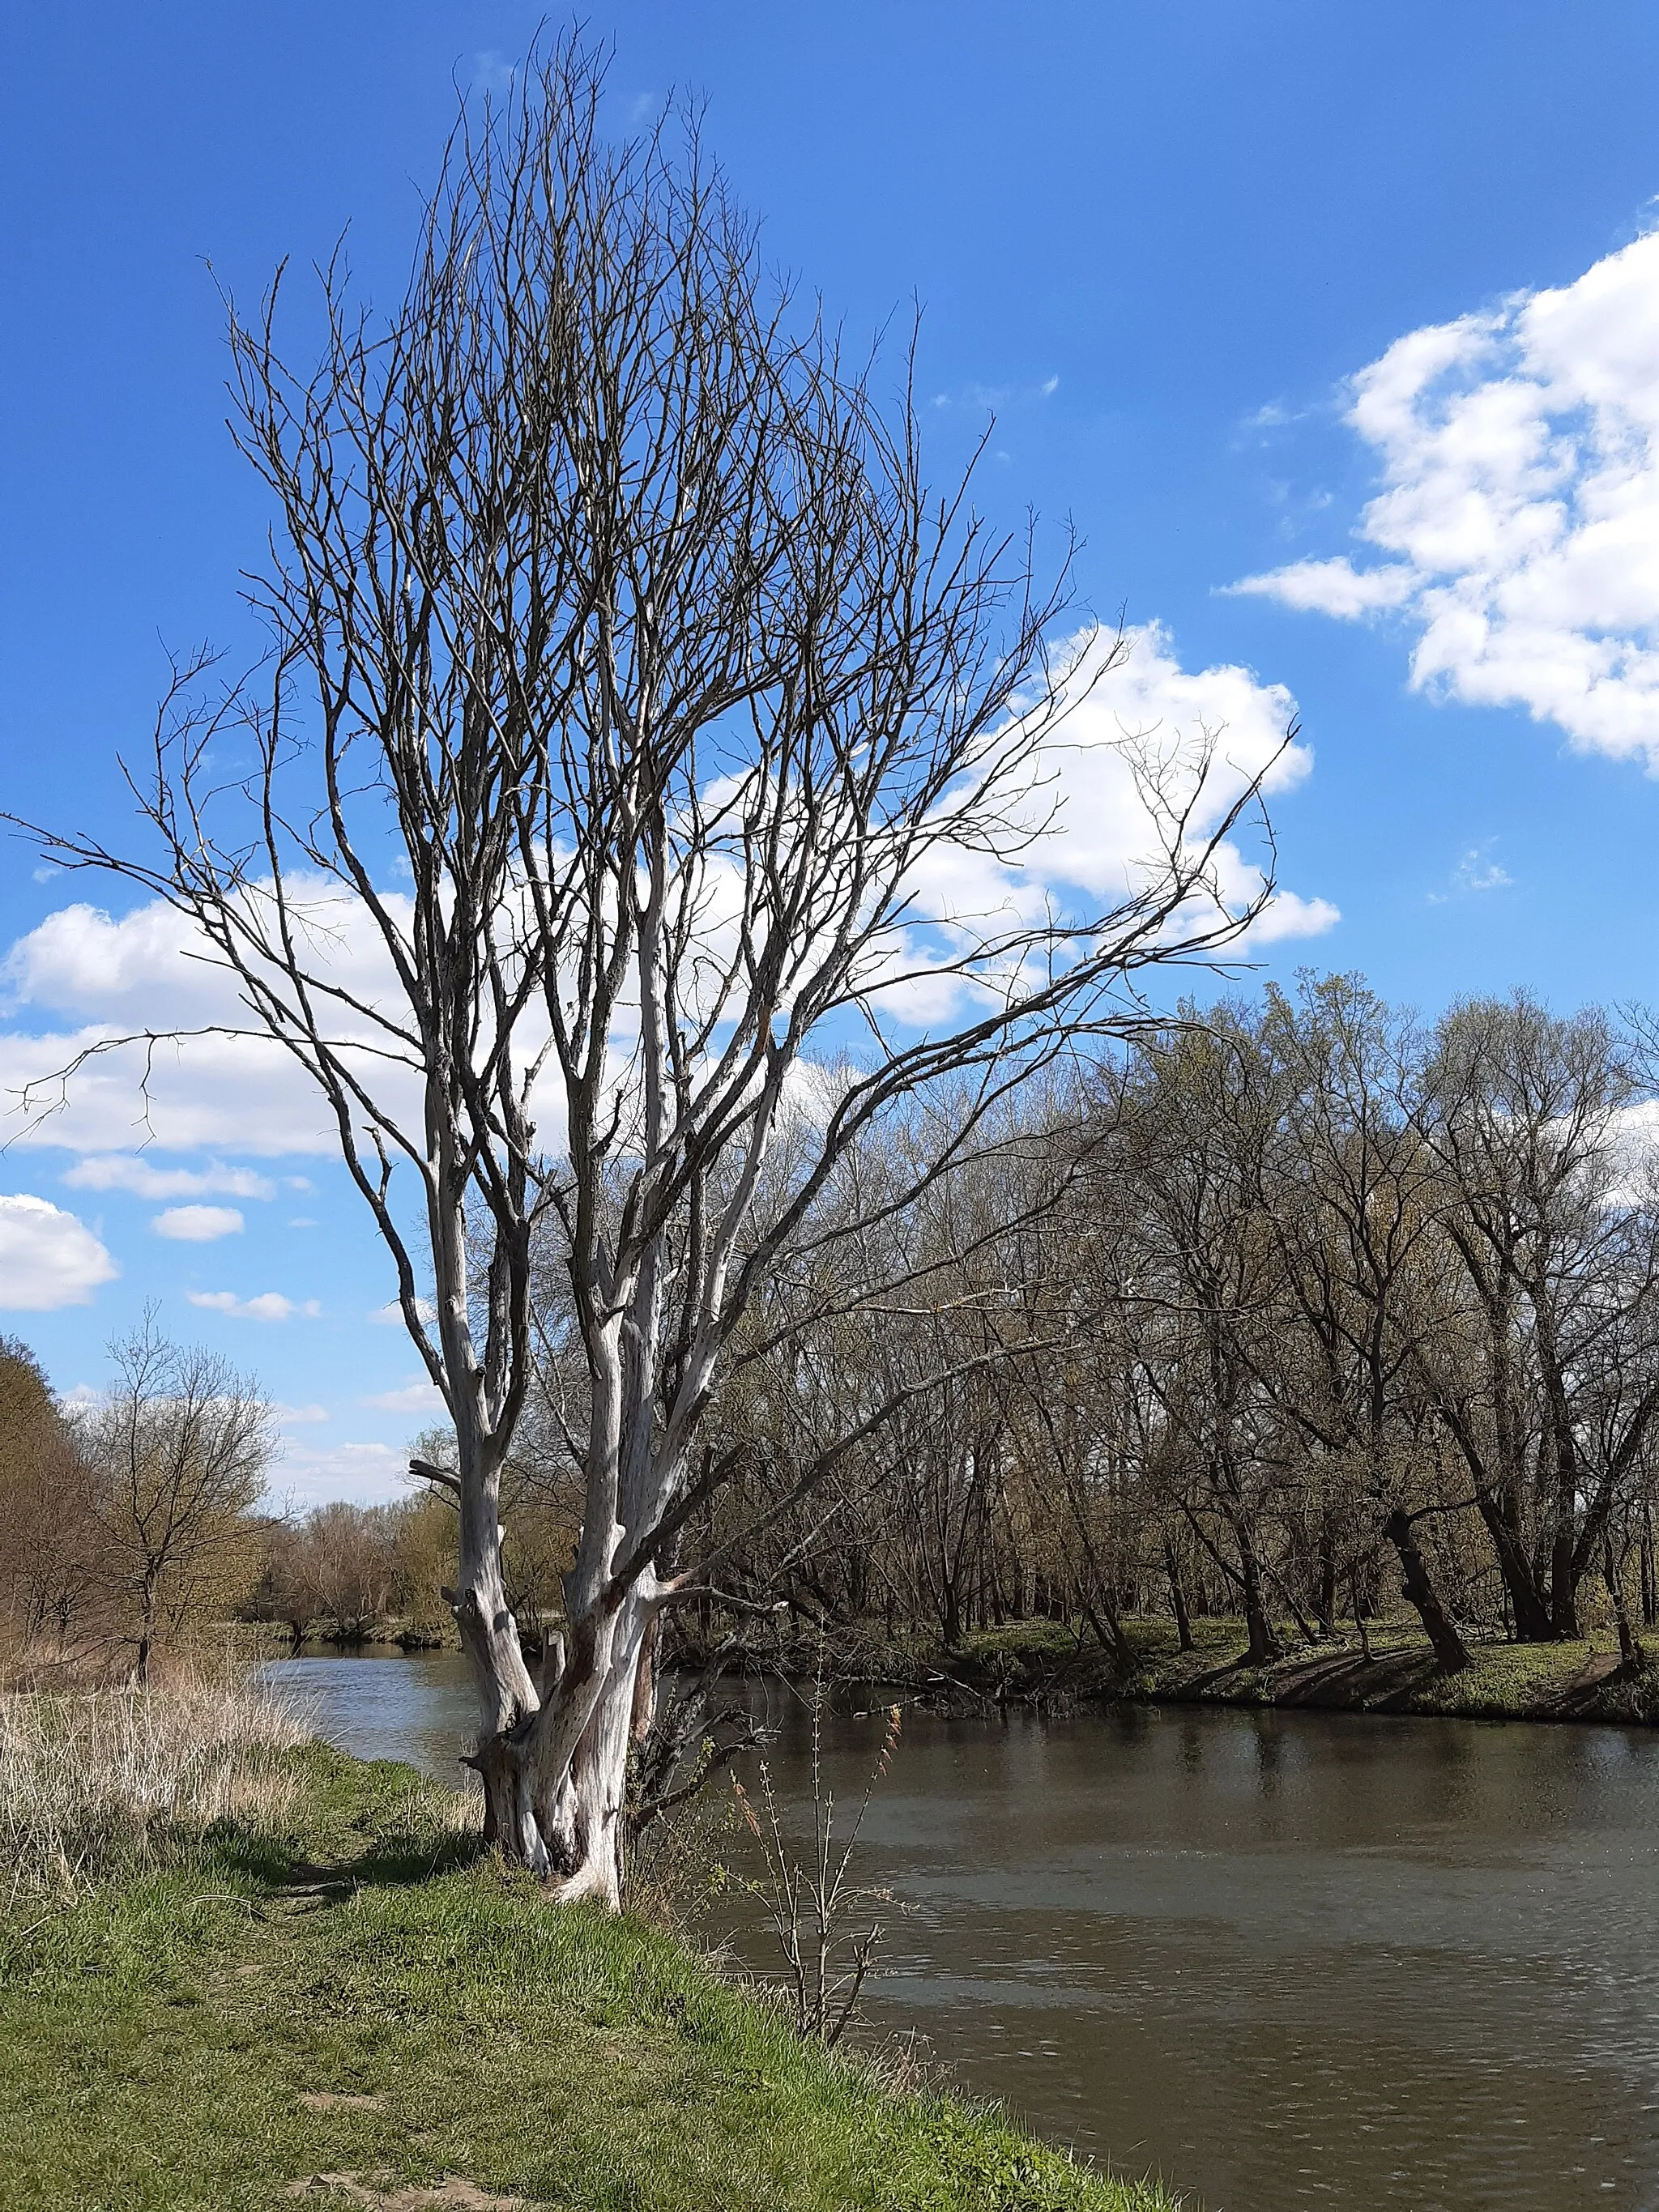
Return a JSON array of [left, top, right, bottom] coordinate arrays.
[[731, 1673, 901, 2048]]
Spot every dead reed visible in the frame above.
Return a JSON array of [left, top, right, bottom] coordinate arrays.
[[0, 1660, 309, 1900]]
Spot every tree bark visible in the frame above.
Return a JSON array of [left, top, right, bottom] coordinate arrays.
[[1317, 1525, 1338, 1639], [1473, 1493, 1557, 1643], [135, 1571, 158, 1686], [1350, 1568, 1372, 1662], [1164, 1541, 1194, 1653], [1384, 1509, 1470, 1673], [1239, 1541, 1282, 1667], [1604, 1542, 1644, 1675]]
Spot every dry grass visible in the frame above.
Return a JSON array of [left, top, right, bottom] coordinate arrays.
[[0, 1660, 309, 1900]]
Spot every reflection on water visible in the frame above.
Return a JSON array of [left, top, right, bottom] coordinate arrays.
[[268, 1651, 1659, 2212]]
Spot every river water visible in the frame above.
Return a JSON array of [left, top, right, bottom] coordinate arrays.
[[267, 1650, 1659, 2212]]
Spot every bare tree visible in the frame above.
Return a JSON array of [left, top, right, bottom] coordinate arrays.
[[1412, 995, 1644, 1639], [23, 42, 1278, 1890], [1114, 1020, 1292, 1665], [81, 1319, 270, 1681], [1256, 976, 1473, 1669]]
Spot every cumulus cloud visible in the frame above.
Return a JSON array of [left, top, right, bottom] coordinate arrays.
[[273, 1402, 330, 1425], [151, 1204, 244, 1242], [885, 620, 1337, 1017], [0, 1194, 117, 1310], [1239, 556, 1418, 618], [186, 1289, 320, 1323], [0, 629, 1333, 1180], [1231, 228, 1659, 766], [361, 1377, 447, 1415], [0, 882, 415, 1158], [64, 1156, 275, 1200]]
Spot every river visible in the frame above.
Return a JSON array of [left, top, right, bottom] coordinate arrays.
[[267, 1649, 1659, 2212]]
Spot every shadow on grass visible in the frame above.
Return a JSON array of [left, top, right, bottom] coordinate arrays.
[[1145, 1651, 1262, 1699], [1550, 1652, 1656, 1720], [203, 1744, 490, 1897], [1273, 1649, 1444, 1710], [208, 1824, 489, 1897]]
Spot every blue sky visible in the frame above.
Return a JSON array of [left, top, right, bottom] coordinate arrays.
[[6, 2, 1659, 1498]]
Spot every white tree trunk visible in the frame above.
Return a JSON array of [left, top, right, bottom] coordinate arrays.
[[537, 1592, 655, 1907], [464, 1564, 655, 1904]]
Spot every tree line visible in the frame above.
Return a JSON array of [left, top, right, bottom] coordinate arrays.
[[604, 975, 1659, 1677], [9, 973, 1654, 1702], [0, 1319, 475, 1676], [368, 970, 1659, 1681]]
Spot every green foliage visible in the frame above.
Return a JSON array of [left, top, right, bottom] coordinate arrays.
[[0, 1738, 1166, 2212]]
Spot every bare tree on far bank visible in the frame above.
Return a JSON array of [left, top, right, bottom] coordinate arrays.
[[82, 1320, 270, 1683], [22, 39, 1280, 1894], [674, 978, 1659, 1694]]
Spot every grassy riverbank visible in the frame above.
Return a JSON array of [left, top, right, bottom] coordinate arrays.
[[0, 1709, 1163, 2212], [904, 1615, 1659, 1724]]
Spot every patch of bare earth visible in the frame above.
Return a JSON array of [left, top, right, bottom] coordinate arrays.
[[287, 2176, 527, 2210]]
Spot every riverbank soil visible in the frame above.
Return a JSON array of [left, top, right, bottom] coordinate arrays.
[[901, 1616, 1659, 1724], [0, 1744, 1161, 2212]]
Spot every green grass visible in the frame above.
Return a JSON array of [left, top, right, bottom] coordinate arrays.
[[0, 1741, 1166, 2212], [932, 1613, 1659, 1724]]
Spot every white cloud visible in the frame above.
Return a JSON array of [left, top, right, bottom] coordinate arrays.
[[1427, 843, 1516, 904], [274, 1438, 408, 1508], [63, 1156, 275, 1200], [361, 1377, 446, 1415], [1454, 846, 1513, 893], [471, 49, 515, 95], [0, 880, 417, 1157], [882, 620, 1337, 1019], [0, 1194, 117, 1310], [187, 1289, 320, 1323], [1243, 886, 1345, 940], [1236, 556, 1418, 618], [274, 1401, 331, 1425], [932, 374, 1064, 411], [369, 1298, 437, 1327], [0, 633, 1333, 1184], [151, 1204, 244, 1242], [1231, 228, 1659, 767]]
